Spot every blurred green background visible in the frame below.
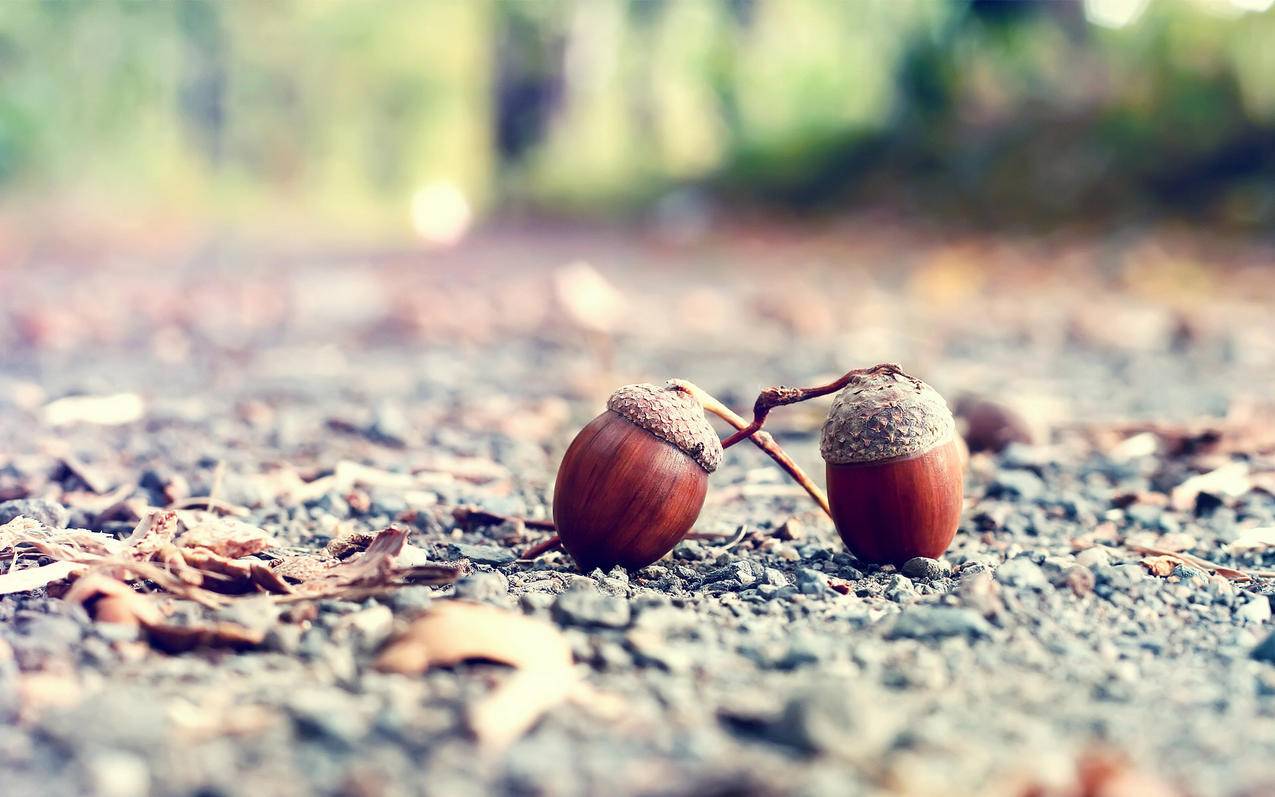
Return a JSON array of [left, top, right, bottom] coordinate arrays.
[[2, 0, 1274, 237]]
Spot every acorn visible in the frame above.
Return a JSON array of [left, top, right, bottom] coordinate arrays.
[[818, 366, 964, 564], [552, 382, 723, 572]]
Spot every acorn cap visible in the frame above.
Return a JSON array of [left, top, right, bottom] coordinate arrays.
[[607, 382, 723, 473], [819, 366, 955, 465]]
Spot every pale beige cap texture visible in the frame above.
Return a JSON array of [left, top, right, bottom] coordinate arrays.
[[607, 383, 723, 473], [819, 368, 955, 465]]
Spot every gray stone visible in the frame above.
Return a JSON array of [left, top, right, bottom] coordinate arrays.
[[84, 751, 150, 797], [886, 574, 918, 602], [1075, 547, 1113, 568], [341, 604, 395, 652], [1251, 631, 1275, 663], [1237, 596, 1272, 625], [552, 588, 631, 629], [447, 543, 516, 565], [520, 592, 556, 613], [0, 498, 69, 529], [700, 560, 762, 589], [288, 689, 371, 746], [1172, 564, 1208, 581], [763, 568, 789, 588], [901, 557, 948, 580], [796, 568, 831, 596], [387, 586, 434, 614], [988, 470, 1045, 501], [772, 683, 892, 757], [453, 571, 509, 604], [996, 557, 1049, 590], [887, 606, 992, 640]]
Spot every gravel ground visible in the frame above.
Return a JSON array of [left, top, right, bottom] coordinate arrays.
[[2, 226, 1275, 797]]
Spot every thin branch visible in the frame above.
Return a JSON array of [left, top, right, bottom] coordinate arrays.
[[668, 379, 831, 518], [718, 363, 908, 450]]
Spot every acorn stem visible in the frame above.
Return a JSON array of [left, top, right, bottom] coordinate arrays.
[[667, 379, 831, 518], [718, 363, 910, 450], [519, 535, 562, 559]]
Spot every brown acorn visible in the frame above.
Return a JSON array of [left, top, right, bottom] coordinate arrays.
[[552, 382, 723, 572], [819, 367, 963, 564]]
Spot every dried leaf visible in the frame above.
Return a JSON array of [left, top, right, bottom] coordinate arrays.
[[64, 573, 165, 626], [269, 554, 333, 584], [1107, 432, 1159, 461], [0, 561, 85, 595], [144, 622, 264, 654], [271, 528, 460, 600], [43, 392, 144, 427], [1129, 545, 1253, 582], [1139, 556, 1178, 577], [376, 601, 575, 748], [56, 453, 113, 494], [1226, 527, 1275, 553], [1170, 463, 1251, 511], [325, 531, 378, 560], [178, 518, 277, 558]]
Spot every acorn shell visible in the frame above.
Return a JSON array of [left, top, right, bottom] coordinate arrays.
[[826, 439, 964, 564], [818, 366, 963, 564], [553, 409, 709, 571], [607, 382, 722, 473], [819, 368, 955, 465]]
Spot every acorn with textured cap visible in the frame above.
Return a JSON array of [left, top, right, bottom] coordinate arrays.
[[818, 365, 963, 563], [540, 378, 834, 573], [721, 363, 964, 565], [552, 382, 724, 572]]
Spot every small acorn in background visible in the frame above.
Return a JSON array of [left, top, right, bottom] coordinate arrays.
[[953, 394, 1035, 454], [819, 366, 964, 564], [553, 383, 723, 572]]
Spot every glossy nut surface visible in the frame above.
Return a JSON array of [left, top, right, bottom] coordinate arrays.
[[553, 410, 708, 572], [826, 437, 963, 564]]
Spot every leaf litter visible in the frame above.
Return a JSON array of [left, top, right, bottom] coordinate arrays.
[[0, 511, 460, 651]]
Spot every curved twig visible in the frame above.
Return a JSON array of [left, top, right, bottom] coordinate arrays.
[[718, 363, 908, 450], [668, 379, 831, 518]]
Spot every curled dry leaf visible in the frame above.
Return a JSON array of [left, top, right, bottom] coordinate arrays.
[[376, 601, 575, 748], [271, 527, 460, 601], [64, 573, 164, 627], [0, 560, 86, 595], [177, 518, 278, 558], [326, 530, 379, 560], [1170, 462, 1251, 512], [1139, 556, 1179, 578], [180, 549, 293, 595], [1226, 527, 1275, 553], [65, 572, 263, 652], [42, 392, 145, 427], [1129, 545, 1253, 582], [144, 622, 264, 654]]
